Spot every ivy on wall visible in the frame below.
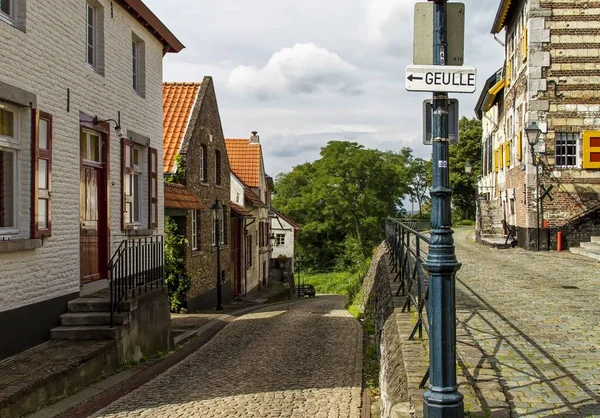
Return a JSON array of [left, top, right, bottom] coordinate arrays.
[[164, 215, 190, 312]]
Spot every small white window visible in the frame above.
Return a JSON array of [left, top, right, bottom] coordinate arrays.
[[276, 233, 285, 246], [86, 4, 96, 67], [133, 148, 142, 225], [80, 129, 103, 163], [132, 40, 139, 92], [0, 105, 18, 233], [191, 209, 198, 250]]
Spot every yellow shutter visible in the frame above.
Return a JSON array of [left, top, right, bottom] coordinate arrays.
[[499, 146, 504, 169], [506, 59, 512, 86], [523, 28, 528, 61], [583, 130, 600, 169], [516, 131, 522, 161], [505, 142, 511, 167], [494, 149, 498, 172]]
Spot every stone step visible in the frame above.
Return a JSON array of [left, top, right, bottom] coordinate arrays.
[[60, 312, 131, 326], [590, 236, 600, 243], [570, 246, 600, 261], [68, 298, 136, 313], [580, 241, 600, 251], [50, 325, 123, 340]]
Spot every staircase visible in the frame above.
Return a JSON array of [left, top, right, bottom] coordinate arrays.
[[51, 289, 136, 340], [570, 236, 600, 261]]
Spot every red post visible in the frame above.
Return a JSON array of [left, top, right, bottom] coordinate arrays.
[[557, 232, 563, 252]]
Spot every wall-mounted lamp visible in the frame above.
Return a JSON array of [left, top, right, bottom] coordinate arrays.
[[93, 111, 123, 138], [464, 162, 473, 174]]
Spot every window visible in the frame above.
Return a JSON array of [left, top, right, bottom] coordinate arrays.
[[200, 145, 207, 182], [148, 147, 158, 228], [86, 4, 96, 67], [32, 111, 53, 237], [215, 149, 221, 185], [81, 129, 103, 163], [246, 234, 252, 268], [555, 133, 578, 168], [191, 209, 200, 250], [0, 105, 18, 232], [0, 0, 12, 19], [131, 34, 145, 95], [276, 233, 285, 246], [133, 148, 142, 224], [122, 139, 134, 229]]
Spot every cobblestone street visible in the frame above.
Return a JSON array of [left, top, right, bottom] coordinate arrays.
[[91, 296, 362, 418], [455, 228, 600, 417]]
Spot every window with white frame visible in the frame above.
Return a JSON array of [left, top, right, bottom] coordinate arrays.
[[200, 144, 207, 182], [132, 39, 139, 91], [0, 105, 18, 232], [276, 233, 285, 246], [191, 209, 200, 250], [555, 133, 578, 168], [133, 147, 142, 225], [86, 3, 96, 67], [131, 34, 145, 96], [0, 0, 13, 20]]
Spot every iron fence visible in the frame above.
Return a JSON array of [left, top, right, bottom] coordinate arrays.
[[108, 236, 164, 327], [385, 218, 430, 388]]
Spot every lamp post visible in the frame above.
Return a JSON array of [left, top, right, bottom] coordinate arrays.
[[211, 199, 224, 311], [525, 122, 542, 251], [295, 255, 301, 298], [422, 1, 464, 417]]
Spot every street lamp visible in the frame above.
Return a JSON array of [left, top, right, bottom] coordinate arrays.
[[269, 233, 276, 252], [464, 162, 472, 174], [295, 254, 301, 298], [211, 199, 224, 311], [525, 122, 542, 251]]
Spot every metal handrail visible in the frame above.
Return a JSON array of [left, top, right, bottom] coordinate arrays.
[[108, 236, 164, 327], [386, 218, 430, 388]]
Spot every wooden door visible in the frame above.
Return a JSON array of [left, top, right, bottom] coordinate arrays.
[[231, 218, 242, 296], [80, 129, 108, 284]]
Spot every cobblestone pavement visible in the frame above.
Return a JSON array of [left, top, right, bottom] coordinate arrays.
[[454, 228, 600, 417], [92, 296, 362, 418]]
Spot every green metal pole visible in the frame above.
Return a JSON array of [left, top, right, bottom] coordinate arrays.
[[422, 1, 464, 417]]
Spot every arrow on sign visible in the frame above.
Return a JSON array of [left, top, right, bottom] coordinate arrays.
[[407, 74, 423, 81]]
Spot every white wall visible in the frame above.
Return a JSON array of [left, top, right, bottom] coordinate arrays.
[[0, 0, 166, 312], [271, 216, 295, 262]]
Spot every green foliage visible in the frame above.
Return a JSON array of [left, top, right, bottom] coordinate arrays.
[[164, 216, 190, 312], [165, 154, 186, 184], [455, 219, 476, 226], [407, 157, 432, 216], [450, 118, 482, 221], [273, 141, 413, 271]]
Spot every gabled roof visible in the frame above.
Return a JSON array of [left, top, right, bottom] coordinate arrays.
[[245, 189, 267, 208], [231, 203, 254, 218], [272, 208, 300, 230], [117, 0, 184, 53], [162, 82, 201, 173], [164, 182, 205, 210], [225, 139, 262, 188], [492, 0, 516, 34]]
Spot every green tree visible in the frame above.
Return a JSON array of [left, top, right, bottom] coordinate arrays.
[[449, 117, 482, 220], [164, 216, 190, 312], [408, 158, 432, 216], [273, 141, 412, 271]]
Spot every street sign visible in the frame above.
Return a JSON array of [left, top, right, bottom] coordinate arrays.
[[405, 65, 477, 93], [423, 99, 459, 145], [414, 3, 465, 66]]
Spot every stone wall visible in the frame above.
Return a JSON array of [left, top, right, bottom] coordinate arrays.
[[359, 244, 408, 418]]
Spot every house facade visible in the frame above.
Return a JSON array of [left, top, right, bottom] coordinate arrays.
[[475, 0, 600, 250], [270, 207, 300, 282], [163, 78, 232, 311], [225, 133, 271, 295], [0, 0, 182, 359]]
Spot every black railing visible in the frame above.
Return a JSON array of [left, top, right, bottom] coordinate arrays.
[[385, 218, 430, 388], [108, 236, 164, 327]]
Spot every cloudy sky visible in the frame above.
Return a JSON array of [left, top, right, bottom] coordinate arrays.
[[146, 0, 504, 178]]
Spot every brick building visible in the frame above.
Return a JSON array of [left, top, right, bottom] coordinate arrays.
[[163, 78, 232, 311], [475, 0, 600, 251], [0, 0, 182, 359], [226, 133, 272, 295]]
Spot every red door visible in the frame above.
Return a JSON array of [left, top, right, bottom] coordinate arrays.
[[231, 218, 242, 296], [80, 129, 108, 284]]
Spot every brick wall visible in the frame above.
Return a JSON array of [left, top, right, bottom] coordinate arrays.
[[0, 0, 166, 312], [178, 78, 232, 310]]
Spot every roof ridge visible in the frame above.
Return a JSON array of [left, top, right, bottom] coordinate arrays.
[[163, 81, 202, 86]]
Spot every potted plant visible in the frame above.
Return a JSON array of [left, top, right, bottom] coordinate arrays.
[[276, 254, 288, 269]]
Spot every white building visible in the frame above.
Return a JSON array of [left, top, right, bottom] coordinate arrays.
[[270, 208, 300, 271], [0, 0, 183, 359]]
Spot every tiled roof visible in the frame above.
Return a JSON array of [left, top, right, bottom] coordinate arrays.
[[163, 82, 201, 173], [245, 189, 266, 208], [164, 182, 205, 210], [231, 203, 254, 218], [272, 208, 300, 230], [224, 139, 262, 187]]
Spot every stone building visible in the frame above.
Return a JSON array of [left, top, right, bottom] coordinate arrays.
[[226, 133, 272, 294], [0, 0, 182, 359], [163, 78, 232, 311], [475, 0, 600, 251]]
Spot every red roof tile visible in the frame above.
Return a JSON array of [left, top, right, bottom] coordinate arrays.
[[245, 189, 266, 207], [164, 182, 205, 210], [163, 82, 201, 173], [224, 139, 262, 188], [231, 203, 254, 218]]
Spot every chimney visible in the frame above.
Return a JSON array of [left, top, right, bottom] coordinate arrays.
[[250, 131, 260, 144]]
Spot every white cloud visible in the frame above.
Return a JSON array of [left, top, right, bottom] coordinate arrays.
[[227, 43, 362, 99]]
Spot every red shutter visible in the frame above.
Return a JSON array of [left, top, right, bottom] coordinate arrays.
[[122, 138, 134, 230], [149, 147, 158, 229], [32, 110, 52, 238]]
